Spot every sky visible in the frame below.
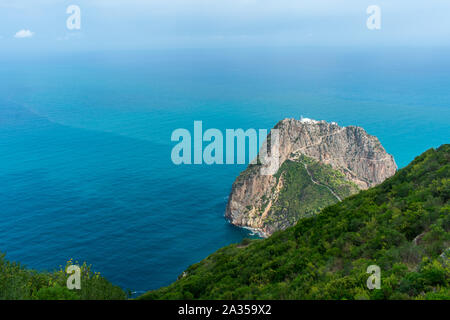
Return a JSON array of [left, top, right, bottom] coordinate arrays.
[[1, 0, 450, 52]]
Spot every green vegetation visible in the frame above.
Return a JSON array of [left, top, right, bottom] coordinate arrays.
[[140, 145, 450, 300], [267, 155, 359, 231], [299, 155, 359, 199], [0, 256, 127, 300]]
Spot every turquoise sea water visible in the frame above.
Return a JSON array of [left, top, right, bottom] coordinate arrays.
[[0, 48, 449, 293]]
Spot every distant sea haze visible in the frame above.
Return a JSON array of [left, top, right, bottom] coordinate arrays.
[[0, 47, 449, 292]]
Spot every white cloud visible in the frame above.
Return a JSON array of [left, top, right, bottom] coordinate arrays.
[[14, 29, 34, 38]]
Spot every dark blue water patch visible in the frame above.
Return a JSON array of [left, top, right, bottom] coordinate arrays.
[[0, 107, 255, 291]]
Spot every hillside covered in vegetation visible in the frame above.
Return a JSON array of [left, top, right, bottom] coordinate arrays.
[[265, 155, 360, 232], [141, 145, 449, 300], [0, 256, 126, 300]]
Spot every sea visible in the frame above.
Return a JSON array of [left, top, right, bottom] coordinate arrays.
[[0, 47, 449, 293]]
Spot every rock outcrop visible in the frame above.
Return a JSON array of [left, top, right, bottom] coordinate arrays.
[[225, 118, 397, 236]]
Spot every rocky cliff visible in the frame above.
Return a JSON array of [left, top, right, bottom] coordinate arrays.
[[225, 118, 397, 236]]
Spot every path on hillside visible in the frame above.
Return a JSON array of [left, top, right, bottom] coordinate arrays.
[[303, 163, 342, 202]]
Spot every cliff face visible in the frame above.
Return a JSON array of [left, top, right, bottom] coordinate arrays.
[[225, 118, 397, 236]]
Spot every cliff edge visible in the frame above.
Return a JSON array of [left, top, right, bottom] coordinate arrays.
[[225, 118, 397, 236]]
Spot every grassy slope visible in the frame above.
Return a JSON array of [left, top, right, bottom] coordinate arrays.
[[266, 155, 359, 230], [0, 256, 126, 300], [141, 145, 449, 300]]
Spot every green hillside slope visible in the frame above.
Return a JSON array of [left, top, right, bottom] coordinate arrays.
[[0, 256, 126, 300], [266, 155, 359, 231], [141, 145, 450, 300]]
